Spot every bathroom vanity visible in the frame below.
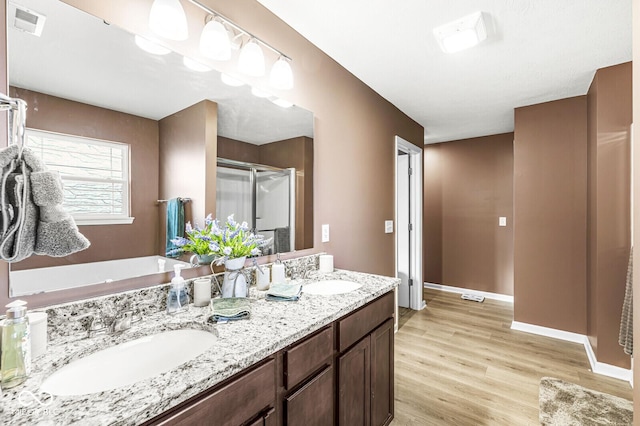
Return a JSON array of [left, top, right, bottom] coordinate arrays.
[[0, 266, 398, 426]]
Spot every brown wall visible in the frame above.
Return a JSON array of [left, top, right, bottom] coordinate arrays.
[[8, 87, 160, 270], [514, 96, 588, 333], [217, 136, 259, 163], [423, 134, 514, 295], [586, 62, 632, 369], [159, 100, 218, 230], [423, 146, 443, 284]]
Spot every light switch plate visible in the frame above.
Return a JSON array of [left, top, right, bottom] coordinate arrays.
[[385, 220, 394, 233], [321, 224, 330, 242], [499, 217, 507, 227]]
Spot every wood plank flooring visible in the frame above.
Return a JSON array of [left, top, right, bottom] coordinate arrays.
[[391, 289, 633, 425]]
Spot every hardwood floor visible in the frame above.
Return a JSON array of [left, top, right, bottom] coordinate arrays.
[[391, 289, 633, 425]]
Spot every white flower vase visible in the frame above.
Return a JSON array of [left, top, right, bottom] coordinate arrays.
[[221, 256, 248, 298]]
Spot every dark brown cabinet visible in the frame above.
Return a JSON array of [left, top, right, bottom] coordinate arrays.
[[144, 291, 394, 426], [337, 292, 395, 426]]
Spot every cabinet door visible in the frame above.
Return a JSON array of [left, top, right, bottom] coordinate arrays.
[[286, 366, 334, 426], [370, 319, 394, 426], [338, 337, 370, 426], [246, 408, 276, 426]]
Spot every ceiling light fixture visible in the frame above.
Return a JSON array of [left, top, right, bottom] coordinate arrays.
[[183, 56, 212, 72], [134, 35, 171, 55], [251, 87, 271, 98], [199, 16, 231, 61], [271, 98, 294, 108], [270, 56, 294, 90], [221, 73, 245, 87], [433, 11, 487, 53], [149, 0, 188, 41], [238, 38, 265, 77]]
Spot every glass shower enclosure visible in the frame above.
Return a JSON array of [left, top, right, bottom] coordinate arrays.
[[216, 158, 295, 255]]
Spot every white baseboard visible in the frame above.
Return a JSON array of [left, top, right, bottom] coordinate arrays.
[[424, 282, 514, 303], [511, 321, 632, 383]]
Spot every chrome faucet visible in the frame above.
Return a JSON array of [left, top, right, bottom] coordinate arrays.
[[76, 300, 152, 337]]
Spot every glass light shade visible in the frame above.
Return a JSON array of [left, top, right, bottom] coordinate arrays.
[[238, 39, 265, 77], [442, 29, 480, 53], [221, 73, 245, 87], [251, 87, 271, 98], [199, 19, 231, 61], [134, 35, 171, 55], [269, 57, 294, 90], [149, 0, 188, 41], [183, 57, 212, 72]]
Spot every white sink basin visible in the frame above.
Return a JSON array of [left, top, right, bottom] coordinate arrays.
[[40, 329, 216, 396], [303, 280, 362, 295]]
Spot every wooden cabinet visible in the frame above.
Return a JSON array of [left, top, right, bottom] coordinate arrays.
[[144, 291, 394, 426], [337, 292, 395, 426], [144, 358, 276, 426], [285, 366, 334, 426]]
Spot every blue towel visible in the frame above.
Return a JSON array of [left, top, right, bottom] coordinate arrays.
[[165, 198, 184, 258]]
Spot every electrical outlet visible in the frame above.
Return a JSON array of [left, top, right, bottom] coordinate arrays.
[[321, 224, 330, 242], [499, 217, 507, 227], [385, 220, 393, 233]]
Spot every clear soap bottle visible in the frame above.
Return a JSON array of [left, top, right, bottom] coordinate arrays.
[[167, 264, 189, 314], [1, 300, 31, 389]]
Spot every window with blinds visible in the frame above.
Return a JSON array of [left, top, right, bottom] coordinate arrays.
[[26, 129, 133, 225]]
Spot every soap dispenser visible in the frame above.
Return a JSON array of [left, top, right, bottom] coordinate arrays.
[[1, 300, 31, 389], [167, 264, 189, 314]]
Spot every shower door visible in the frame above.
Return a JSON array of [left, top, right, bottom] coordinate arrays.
[[216, 159, 295, 255], [256, 168, 295, 254]]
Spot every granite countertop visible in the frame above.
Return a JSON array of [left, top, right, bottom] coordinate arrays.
[[0, 269, 398, 425]]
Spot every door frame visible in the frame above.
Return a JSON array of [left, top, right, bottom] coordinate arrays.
[[394, 136, 424, 313]]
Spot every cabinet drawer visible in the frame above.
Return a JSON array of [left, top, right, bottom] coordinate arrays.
[[286, 365, 334, 426], [284, 325, 333, 390], [152, 359, 275, 426], [338, 291, 394, 352]]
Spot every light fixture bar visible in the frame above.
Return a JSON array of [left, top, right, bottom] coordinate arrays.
[[186, 0, 291, 61]]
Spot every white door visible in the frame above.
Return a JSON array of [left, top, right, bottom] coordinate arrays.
[[397, 152, 411, 308]]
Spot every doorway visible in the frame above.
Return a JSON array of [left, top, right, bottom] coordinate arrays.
[[395, 136, 424, 317]]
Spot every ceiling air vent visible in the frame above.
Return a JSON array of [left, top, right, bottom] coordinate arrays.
[[10, 2, 46, 37]]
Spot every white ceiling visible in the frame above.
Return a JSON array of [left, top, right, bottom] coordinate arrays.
[[256, 0, 632, 144]]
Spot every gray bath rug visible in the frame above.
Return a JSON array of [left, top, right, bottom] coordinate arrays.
[[539, 377, 632, 425]]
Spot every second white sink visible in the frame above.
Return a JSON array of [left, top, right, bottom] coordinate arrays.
[[303, 280, 362, 295], [40, 329, 216, 396]]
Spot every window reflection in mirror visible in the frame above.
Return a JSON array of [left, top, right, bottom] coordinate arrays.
[[7, 0, 313, 297]]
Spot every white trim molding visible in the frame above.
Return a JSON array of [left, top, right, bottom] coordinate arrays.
[[511, 321, 632, 383], [424, 282, 514, 303]]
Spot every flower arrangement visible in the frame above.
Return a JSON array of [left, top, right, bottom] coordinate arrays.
[[171, 214, 270, 265]]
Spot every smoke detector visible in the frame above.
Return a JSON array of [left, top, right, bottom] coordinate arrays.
[[9, 2, 46, 37]]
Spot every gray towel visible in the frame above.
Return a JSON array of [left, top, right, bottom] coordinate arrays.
[[274, 227, 290, 253], [618, 247, 633, 356], [0, 145, 90, 261]]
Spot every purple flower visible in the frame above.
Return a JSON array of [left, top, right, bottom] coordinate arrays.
[[209, 242, 220, 252], [250, 247, 260, 256], [185, 222, 193, 233], [223, 247, 232, 256], [227, 214, 237, 228], [205, 214, 213, 226], [170, 237, 189, 247]]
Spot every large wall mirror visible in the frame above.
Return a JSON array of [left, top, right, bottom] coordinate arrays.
[[7, 0, 314, 297]]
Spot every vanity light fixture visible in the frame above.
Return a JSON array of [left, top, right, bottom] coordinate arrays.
[[269, 56, 294, 90], [134, 35, 171, 55], [238, 38, 265, 77], [149, 0, 188, 41], [433, 11, 487, 53], [221, 73, 245, 87], [183, 56, 212, 72], [199, 16, 231, 61]]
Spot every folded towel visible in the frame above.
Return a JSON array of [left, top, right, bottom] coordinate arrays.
[[209, 297, 251, 322], [165, 198, 184, 258], [266, 282, 302, 302], [30, 170, 90, 257]]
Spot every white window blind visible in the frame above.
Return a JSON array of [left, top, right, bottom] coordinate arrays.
[[26, 129, 133, 225]]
